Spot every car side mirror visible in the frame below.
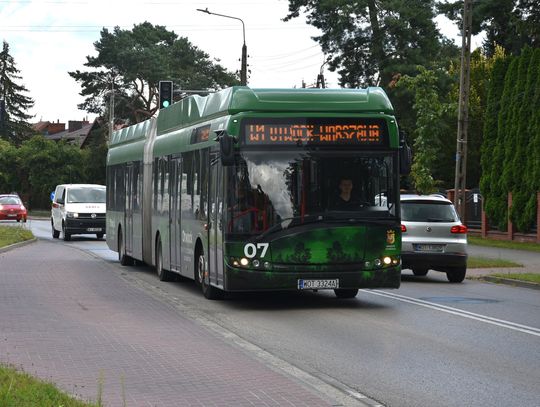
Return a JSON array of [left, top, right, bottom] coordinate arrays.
[[216, 130, 236, 166]]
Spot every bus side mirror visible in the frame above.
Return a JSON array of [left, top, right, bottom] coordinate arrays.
[[399, 131, 412, 175], [216, 130, 236, 166]]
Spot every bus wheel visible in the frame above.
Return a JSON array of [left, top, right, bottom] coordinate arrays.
[[334, 289, 359, 299], [197, 248, 222, 300], [118, 229, 134, 266], [156, 237, 172, 281]]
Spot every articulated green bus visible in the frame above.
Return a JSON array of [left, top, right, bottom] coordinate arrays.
[[107, 86, 410, 299]]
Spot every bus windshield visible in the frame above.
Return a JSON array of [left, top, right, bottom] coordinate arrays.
[[226, 151, 397, 236]]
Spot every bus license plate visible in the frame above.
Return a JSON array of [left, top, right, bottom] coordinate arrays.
[[87, 228, 102, 232], [298, 279, 339, 290]]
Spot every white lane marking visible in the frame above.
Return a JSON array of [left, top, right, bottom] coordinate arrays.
[[363, 290, 540, 337]]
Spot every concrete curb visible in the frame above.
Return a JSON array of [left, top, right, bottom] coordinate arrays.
[[0, 237, 37, 254], [479, 275, 540, 290]]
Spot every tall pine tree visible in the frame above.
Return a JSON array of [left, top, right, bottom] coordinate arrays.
[[0, 40, 34, 145]]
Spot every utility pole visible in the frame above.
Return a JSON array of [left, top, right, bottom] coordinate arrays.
[[453, 0, 473, 220], [197, 8, 248, 86]]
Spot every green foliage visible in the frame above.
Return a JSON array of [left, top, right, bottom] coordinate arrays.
[[69, 22, 239, 126], [16, 136, 86, 208], [0, 135, 107, 210], [0, 364, 98, 406], [480, 47, 540, 233], [285, 0, 456, 88], [0, 225, 33, 248], [396, 67, 451, 194], [0, 40, 34, 144], [439, 0, 540, 57]]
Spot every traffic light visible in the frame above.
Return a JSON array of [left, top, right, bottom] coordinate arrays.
[[159, 81, 173, 109]]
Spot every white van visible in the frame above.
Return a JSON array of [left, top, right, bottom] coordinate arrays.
[[51, 184, 106, 241]]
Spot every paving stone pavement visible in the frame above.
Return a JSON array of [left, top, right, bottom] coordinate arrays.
[[0, 240, 338, 407]]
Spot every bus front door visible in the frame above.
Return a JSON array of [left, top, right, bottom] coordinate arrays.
[[125, 164, 134, 255], [170, 158, 182, 272], [209, 159, 224, 286]]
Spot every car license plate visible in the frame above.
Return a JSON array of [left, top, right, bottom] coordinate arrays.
[[7, 214, 16, 217], [414, 244, 444, 252], [87, 228, 102, 232], [298, 279, 339, 290]]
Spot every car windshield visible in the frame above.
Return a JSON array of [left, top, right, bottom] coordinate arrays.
[[0, 196, 21, 205], [226, 151, 398, 237], [67, 188, 106, 203], [401, 200, 458, 222]]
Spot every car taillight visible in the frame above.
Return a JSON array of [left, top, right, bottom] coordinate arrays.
[[451, 225, 468, 234], [401, 224, 407, 232]]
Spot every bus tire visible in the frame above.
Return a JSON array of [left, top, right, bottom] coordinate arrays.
[[197, 247, 222, 300], [52, 220, 60, 239], [334, 289, 359, 299], [156, 236, 172, 281], [118, 229, 134, 266]]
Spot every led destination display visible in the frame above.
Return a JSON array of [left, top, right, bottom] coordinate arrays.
[[243, 118, 387, 146]]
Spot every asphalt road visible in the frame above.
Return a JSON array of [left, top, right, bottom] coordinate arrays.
[[6, 219, 540, 407]]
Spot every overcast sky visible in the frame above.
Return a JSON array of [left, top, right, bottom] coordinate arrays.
[[1, 0, 477, 125]]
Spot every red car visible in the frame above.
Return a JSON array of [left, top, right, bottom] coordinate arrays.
[[0, 194, 27, 222]]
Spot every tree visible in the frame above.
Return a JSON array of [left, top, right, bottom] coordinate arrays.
[[397, 67, 455, 194], [17, 136, 86, 209], [284, 0, 455, 88], [439, 0, 540, 56], [69, 22, 239, 126], [0, 40, 34, 144], [480, 53, 510, 224]]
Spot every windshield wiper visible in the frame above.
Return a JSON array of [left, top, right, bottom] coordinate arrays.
[[255, 214, 326, 240]]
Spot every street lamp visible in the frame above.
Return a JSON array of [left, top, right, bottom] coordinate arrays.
[[197, 7, 247, 86]]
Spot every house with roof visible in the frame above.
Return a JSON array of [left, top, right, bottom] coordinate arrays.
[[32, 118, 104, 148]]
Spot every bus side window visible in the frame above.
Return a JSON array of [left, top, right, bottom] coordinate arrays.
[[153, 157, 159, 213], [192, 151, 200, 217], [199, 149, 209, 219]]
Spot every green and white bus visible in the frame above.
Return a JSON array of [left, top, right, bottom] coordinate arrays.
[[106, 86, 410, 299]]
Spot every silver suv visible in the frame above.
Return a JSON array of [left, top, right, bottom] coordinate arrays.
[[401, 194, 468, 282]]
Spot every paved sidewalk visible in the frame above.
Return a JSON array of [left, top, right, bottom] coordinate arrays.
[[0, 241, 340, 407]]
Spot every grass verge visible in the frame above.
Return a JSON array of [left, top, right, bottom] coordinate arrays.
[[0, 225, 34, 248], [468, 256, 522, 268], [489, 273, 540, 284], [0, 364, 98, 407], [469, 236, 540, 253], [28, 209, 51, 218]]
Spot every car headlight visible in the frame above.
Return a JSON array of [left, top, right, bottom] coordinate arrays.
[[67, 212, 79, 218]]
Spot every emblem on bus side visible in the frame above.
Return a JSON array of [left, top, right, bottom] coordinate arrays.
[[386, 229, 395, 245]]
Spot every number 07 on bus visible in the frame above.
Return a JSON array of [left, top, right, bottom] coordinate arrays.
[[106, 86, 411, 299]]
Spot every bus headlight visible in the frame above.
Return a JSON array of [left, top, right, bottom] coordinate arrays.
[[383, 256, 392, 265], [240, 258, 249, 266]]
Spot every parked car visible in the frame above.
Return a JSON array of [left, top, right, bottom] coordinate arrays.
[[0, 194, 27, 222], [401, 194, 468, 283], [51, 184, 106, 241]]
